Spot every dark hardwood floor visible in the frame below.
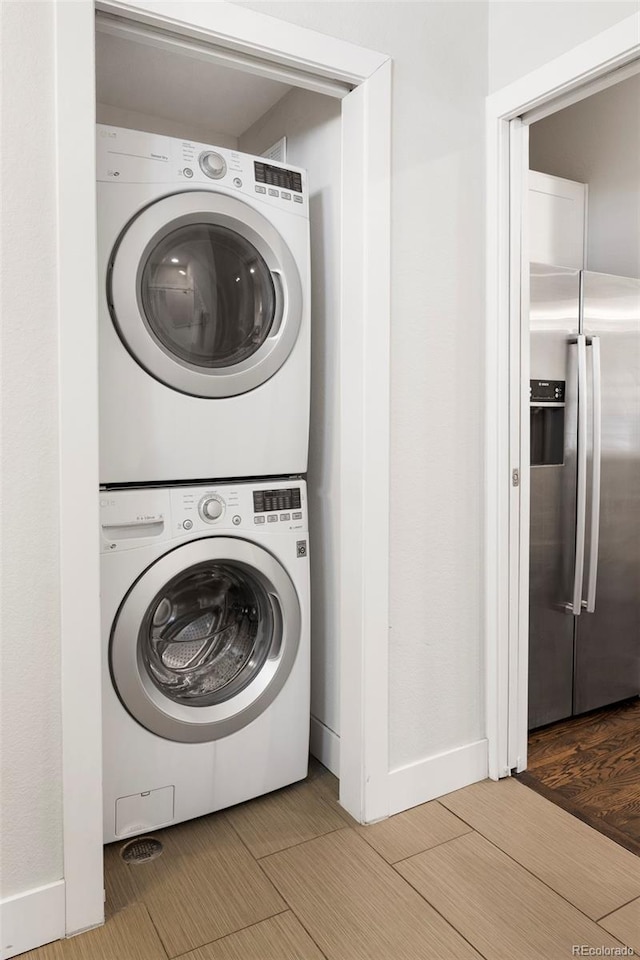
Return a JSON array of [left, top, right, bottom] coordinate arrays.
[[518, 698, 640, 857]]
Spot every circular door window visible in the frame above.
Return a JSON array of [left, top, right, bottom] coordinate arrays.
[[110, 537, 301, 743], [143, 560, 272, 706], [109, 192, 304, 398], [140, 224, 276, 370]]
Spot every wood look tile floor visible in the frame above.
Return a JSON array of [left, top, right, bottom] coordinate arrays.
[[519, 698, 640, 857], [23, 764, 640, 960]]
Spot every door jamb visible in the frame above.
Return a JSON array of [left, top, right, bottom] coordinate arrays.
[[485, 12, 640, 781], [55, 0, 391, 937]]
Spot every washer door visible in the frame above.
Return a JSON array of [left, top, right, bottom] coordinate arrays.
[[110, 538, 301, 743], [108, 191, 303, 398]]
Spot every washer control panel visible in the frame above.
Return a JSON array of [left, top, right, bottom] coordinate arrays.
[[100, 480, 307, 551]]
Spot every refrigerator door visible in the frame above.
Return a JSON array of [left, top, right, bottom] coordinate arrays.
[[575, 271, 640, 713], [528, 264, 581, 728]]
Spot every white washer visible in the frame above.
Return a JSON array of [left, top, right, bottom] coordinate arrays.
[[100, 478, 310, 843], [97, 125, 310, 484]]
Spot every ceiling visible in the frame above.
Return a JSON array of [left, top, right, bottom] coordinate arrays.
[[95, 30, 293, 139]]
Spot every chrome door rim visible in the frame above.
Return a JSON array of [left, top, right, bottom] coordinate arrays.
[[108, 191, 303, 398], [110, 537, 301, 743]]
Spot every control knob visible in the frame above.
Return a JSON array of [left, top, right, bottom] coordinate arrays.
[[199, 496, 224, 522], [199, 151, 227, 180]]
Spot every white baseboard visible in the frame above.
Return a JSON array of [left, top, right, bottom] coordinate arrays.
[[310, 714, 340, 776], [388, 739, 488, 816], [1, 880, 65, 959]]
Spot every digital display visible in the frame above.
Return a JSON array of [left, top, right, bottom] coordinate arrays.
[[254, 162, 303, 193], [253, 488, 301, 513], [530, 380, 565, 402]]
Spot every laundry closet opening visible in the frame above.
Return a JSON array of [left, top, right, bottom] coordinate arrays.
[[95, 9, 345, 848]]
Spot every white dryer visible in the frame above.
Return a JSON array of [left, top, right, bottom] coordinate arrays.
[[97, 125, 310, 484], [100, 479, 310, 843]]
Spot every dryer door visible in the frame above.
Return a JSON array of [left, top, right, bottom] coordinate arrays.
[[110, 537, 301, 743], [108, 191, 303, 397]]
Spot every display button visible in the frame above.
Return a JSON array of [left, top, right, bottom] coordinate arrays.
[[294, 195, 303, 203], [254, 516, 266, 524], [267, 515, 278, 522], [292, 511, 303, 520], [183, 518, 193, 530], [281, 191, 291, 201], [183, 167, 193, 178], [268, 188, 279, 197], [255, 185, 267, 194], [280, 513, 291, 521]]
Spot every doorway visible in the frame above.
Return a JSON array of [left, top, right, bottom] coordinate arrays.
[[485, 12, 640, 849], [519, 74, 640, 855]]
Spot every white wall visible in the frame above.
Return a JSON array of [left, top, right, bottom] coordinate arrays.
[[234, 0, 489, 767], [488, 1, 639, 93], [0, 1, 63, 898], [239, 89, 343, 764], [96, 103, 239, 149], [530, 73, 640, 278]]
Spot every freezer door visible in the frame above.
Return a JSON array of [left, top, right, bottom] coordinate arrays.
[[528, 264, 580, 729], [575, 272, 640, 713]]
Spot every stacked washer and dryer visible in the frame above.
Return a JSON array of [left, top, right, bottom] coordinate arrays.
[[98, 125, 312, 842]]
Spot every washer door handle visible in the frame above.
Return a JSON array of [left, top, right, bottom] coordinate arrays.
[[268, 270, 286, 340], [268, 592, 284, 660]]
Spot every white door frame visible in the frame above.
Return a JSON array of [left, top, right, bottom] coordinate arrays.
[[54, 0, 391, 939], [485, 13, 640, 781]]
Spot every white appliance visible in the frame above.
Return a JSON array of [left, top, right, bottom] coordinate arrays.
[[100, 478, 310, 843], [97, 125, 310, 484]]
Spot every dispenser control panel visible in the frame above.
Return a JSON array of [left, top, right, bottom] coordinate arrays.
[[530, 379, 565, 403]]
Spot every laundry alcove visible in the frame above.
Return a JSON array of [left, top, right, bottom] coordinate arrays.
[[43, 1, 392, 946], [95, 5, 343, 782]]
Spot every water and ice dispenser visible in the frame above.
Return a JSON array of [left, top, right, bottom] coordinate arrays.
[[530, 379, 565, 466]]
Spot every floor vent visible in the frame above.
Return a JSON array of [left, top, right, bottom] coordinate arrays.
[[120, 836, 163, 864]]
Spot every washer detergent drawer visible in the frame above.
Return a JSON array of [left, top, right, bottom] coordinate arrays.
[[115, 785, 175, 837]]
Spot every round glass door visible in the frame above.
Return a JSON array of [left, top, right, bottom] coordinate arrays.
[[143, 560, 273, 706], [110, 537, 301, 743], [109, 191, 304, 399], [140, 225, 276, 370]]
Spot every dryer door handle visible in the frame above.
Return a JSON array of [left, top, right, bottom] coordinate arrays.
[[268, 270, 286, 339]]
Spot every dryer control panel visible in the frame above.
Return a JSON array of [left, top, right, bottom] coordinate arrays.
[[100, 479, 307, 552], [96, 124, 309, 218]]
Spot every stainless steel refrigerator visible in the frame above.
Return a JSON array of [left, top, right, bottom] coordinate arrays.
[[528, 263, 640, 730]]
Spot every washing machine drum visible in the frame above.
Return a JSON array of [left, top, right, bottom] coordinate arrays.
[[108, 191, 303, 398], [110, 538, 301, 743]]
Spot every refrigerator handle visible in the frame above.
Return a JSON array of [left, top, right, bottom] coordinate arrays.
[[585, 336, 602, 613], [572, 334, 588, 616]]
